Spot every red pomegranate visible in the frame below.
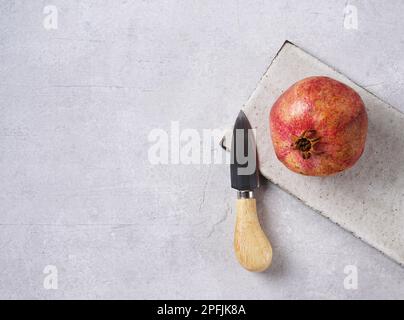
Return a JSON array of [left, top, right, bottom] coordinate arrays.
[[269, 76, 368, 176]]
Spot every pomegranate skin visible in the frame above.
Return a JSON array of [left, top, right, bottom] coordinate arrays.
[[269, 76, 368, 176]]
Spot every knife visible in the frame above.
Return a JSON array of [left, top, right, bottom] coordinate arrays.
[[230, 110, 272, 272]]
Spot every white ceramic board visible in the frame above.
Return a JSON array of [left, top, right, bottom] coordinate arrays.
[[222, 41, 404, 266]]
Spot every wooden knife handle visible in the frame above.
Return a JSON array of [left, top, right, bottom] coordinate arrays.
[[234, 198, 272, 272]]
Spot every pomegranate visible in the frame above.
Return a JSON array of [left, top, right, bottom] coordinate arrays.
[[269, 76, 368, 176]]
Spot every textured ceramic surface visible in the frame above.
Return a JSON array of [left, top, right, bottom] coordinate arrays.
[[222, 42, 404, 266]]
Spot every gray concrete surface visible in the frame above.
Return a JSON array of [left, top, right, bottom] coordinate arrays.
[[0, 0, 403, 299]]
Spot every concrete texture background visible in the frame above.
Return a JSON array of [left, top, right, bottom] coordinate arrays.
[[0, 0, 403, 299]]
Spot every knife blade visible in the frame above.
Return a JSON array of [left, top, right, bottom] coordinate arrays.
[[230, 110, 272, 272]]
